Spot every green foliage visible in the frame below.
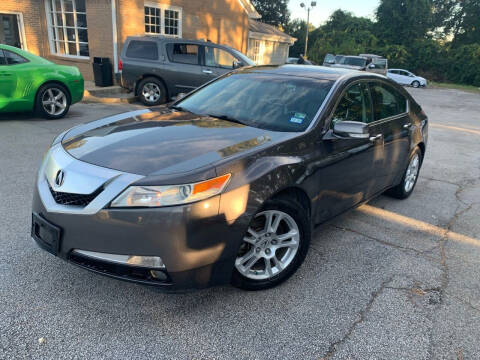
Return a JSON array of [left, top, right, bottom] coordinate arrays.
[[250, 0, 290, 30], [375, 0, 434, 46], [284, 2, 480, 87]]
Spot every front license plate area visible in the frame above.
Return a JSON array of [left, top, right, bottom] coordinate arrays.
[[31, 213, 61, 256]]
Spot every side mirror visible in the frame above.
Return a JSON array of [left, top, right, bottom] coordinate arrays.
[[333, 121, 369, 139], [233, 60, 243, 69], [369, 64, 376, 69]]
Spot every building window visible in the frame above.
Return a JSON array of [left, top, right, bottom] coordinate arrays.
[[45, 0, 89, 58], [249, 39, 263, 64], [144, 3, 182, 37]]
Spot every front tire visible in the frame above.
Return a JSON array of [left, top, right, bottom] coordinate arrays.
[[138, 77, 167, 106], [35, 83, 70, 119], [412, 80, 420, 88], [231, 197, 311, 291], [387, 147, 422, 199]]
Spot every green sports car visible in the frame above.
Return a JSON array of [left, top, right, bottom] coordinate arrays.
[[0, 44, 84, 119]]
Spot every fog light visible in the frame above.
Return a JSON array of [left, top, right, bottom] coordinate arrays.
[[150, 270, 168, 281], [127, 256, 165, 269], [72, 250, 165, 269]]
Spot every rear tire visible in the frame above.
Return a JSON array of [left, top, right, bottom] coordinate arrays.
[[138, 77, 167, 106], [386, 147, 422, 199], [231, 197, 311, 291], [35, 83, 70, 119], [412, 80, 420, 88]]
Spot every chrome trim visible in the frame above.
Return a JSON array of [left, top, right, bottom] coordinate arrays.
[[37, 144, 144, 215], [72, 250, 166, 269]]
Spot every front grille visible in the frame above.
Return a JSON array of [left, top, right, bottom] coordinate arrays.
[[49, 185, 103, 207]]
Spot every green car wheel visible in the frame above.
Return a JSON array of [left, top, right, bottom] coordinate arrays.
[[35, 83, 70, 119], [0, 44, 84, 119]]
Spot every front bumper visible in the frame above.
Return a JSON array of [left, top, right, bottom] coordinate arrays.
[[32, 145, 250, 291]]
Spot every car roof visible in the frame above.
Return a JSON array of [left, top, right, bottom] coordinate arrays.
[[125, 35, 234, 49], [238, 64, 386, 82]]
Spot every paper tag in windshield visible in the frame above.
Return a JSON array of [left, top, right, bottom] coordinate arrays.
[[290, 113, 306, 124]]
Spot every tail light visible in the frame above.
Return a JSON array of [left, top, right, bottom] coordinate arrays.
[[118, 59, 123, 71]]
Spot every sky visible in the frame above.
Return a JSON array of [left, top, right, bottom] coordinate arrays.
[[288, 0, 380, 26]]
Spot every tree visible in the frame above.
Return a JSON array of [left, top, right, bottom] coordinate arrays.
[[250, 0, 290, 30], [434, 0, 480, 46], [375, 0, 434, 46], [306, 10, 377, 63]]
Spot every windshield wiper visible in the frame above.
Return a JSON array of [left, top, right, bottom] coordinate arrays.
[[207, 113, 247, 126]]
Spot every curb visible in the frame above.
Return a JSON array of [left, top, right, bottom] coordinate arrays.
[[82, 90, 138, 104]]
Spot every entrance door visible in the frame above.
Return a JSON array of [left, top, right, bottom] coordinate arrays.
[[0, 14, 23, 49]]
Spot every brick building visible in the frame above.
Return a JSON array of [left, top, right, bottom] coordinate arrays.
[[0, 0, 294, 81]]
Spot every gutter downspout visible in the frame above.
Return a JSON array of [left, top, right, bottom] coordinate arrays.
[[111, 0, 119, 74]]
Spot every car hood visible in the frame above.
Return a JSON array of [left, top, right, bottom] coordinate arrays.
[[61, 108, 292, 176]]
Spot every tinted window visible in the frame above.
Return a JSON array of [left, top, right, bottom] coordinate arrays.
[[331, 83, 373, 126], [3, 50, 28, 65], [205, 47, 237, 69], [370, 83, 407, 120], [374, 59, 387, 69], [340, 57, 366, 67], [0, 50, 6, 65], [177, 73, 334, 132], [166, 43, 199, 65], [125, 41, 158, 60]]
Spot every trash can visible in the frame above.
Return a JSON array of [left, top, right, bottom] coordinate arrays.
[[92, 57, 113, 87]]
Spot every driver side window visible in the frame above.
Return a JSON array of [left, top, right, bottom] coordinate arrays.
[[331, 83, 372, 127]]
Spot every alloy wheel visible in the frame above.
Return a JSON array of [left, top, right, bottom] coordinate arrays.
[[142, 83, 161, 103], [42, 88, 67, 116], [404, 154, 420, 193], [235, 210, 300, 281]]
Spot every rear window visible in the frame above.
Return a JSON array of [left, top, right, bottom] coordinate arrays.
[[340, 57, 366, 67], [2, 50, 28, 65], [166, 43, 199, 65], [370, 82, 407, 120], [125, 40, 158, 60], [0, 50, 6, 65]]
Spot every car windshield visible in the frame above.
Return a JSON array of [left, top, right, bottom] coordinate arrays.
[[176, 73, 334, 132], [340, 57, 367, 67]]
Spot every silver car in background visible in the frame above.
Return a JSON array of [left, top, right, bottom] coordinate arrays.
[[387, 69, 427, 88]]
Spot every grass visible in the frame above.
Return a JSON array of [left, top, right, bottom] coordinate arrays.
[[429, 81, 480, 94]]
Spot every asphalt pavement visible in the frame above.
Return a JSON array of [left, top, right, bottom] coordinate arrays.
[[0, 88, 479, 359]]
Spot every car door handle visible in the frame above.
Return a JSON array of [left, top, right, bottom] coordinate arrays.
[[202, 70, 213, 74], [403, 123, 412, 129], [369, 134, 383, 142]]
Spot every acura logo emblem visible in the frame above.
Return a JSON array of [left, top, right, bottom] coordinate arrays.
[[55, 170, 65, 187]]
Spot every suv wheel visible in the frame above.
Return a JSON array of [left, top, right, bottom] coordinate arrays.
[[35, 83, 70, 119], [138, 77, 167, 106], [231, 197, 311, 291], [387, 147, 422, 199]]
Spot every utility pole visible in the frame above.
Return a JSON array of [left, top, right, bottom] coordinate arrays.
[[300, 2, 316, 59]]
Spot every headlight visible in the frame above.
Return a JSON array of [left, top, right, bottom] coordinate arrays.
[[110, 174, 231, 208]]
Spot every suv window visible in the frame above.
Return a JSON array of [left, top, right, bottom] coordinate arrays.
[[370, 82, 407, 120], [3, 50, 28, 65], [205, 47, 237, 69], [167, 43, 199, 65], [331, 83, 373, 126], [126, 41, 158, 60]]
